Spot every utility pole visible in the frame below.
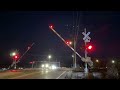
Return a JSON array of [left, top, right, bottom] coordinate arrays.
[[14, 60, 16, 69], [82, 28, 91, 74], [74, 37, 77, 68], [84, 29, 88, 74]]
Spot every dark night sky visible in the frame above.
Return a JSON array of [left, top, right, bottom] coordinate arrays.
[[0, 11, 120, 67]]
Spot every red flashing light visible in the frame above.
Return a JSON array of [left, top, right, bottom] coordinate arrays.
[[66, 41, 72, 45], [49, 24, 54, 29], [88, 45, 92, 50], [66, 41, 69, 44], [29, 62, 33, 64], [13, 55, 19, 60], [50, 25, 53, 28], [15, 56, 18, 59]]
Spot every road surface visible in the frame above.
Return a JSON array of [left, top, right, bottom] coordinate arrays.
[[0, 68, 72, 79]]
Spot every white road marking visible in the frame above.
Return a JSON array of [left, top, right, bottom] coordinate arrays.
[[56, 71, 67, 79]]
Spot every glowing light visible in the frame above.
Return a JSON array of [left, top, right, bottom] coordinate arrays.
[[72, 55, 74, 58], [66, 41, 72, 45], [45, 64, 49, 68], [51, 65, 57, 70], [96, 60, 99, 63], [88, 45, 92, 49], [50, 26, 53, 28], [69, 41, 72, 45], [45, 70, 48, 73], [41, 64, 44, 68], [48, 55, 51, 59], [112, 60, 115, 64], [12, 52, 16, 56], [15, 55, 18, 59], [49, 25, 54, 29]]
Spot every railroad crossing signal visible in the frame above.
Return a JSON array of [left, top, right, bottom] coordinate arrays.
[[82, 28, 93, 74], [82, 31, 91, 43]]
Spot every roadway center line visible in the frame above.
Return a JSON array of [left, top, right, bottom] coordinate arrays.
[[56, 71, 66, 79]]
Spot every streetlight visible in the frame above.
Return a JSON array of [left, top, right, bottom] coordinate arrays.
[[96, 59, 99, 63], [12, 52, 16, 56], [112, 60, 115, 64], [10, 52, 16, 57], [48, 55, 52, 63]]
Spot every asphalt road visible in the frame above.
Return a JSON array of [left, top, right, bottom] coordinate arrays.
[[0, 68, 71, 79], [11, 69, 70, 79]]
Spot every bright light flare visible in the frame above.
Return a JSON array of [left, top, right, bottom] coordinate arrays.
[[48, 55, 51, 59], [69, 41, 72, 45], [72, 55, 74, 58], [12, 52, 16, 56], [45, 64, 49, 68], [112, 60, 115, 64], [66, 41, 69, 44], [15, 55, 18, 59], [41, 64, 44, 68], [51, 65, 57, 70], [96, 60, 99, 63], [66, 41, 72, 45], [88, 45, 92, 49], [49, 25, 54, 30], [50, 25, 53, 28]]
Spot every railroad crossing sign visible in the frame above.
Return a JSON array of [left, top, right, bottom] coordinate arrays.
[[82, 30, 91, 42]]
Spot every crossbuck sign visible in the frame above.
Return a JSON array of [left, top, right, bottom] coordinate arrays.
[[82, 31, 91, 42]]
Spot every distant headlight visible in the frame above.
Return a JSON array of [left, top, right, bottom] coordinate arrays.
[[41, 64, 44, 68], [51, 65, 56, 69], [45, 64, 49, 68]]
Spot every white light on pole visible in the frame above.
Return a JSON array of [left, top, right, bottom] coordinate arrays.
[[112, 60, 115, 64], [48, 55, 52, 59], [72, 55, 74, 58], [96, 60, 99, 63], [12, 52, 16, 56], [48, 55, 51, 64]]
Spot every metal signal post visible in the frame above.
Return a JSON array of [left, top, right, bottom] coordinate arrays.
[[82, 28, 91, 74]]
